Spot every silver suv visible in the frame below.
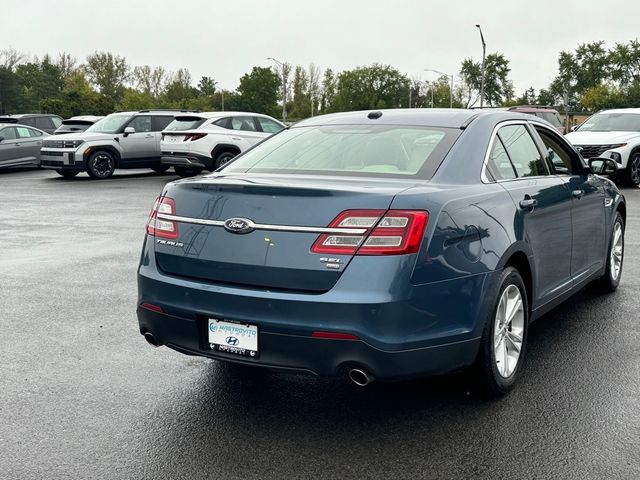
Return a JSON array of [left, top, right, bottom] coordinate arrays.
[[39, 110, 185, 179]]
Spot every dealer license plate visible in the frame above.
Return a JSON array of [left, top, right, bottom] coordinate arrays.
[[208, 319, 258, 357]]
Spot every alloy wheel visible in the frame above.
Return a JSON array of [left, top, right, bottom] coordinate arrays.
[[610, 221, 624, 281], [631, 155, 640, 185], [493, 285, 525, 378], [92, 154, 114, 178]]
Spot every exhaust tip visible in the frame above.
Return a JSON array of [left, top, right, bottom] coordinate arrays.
[[143, 332, 160, 347], [348, 368, 374, 387]]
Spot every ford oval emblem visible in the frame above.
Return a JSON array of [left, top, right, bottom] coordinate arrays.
[[224, 217, 256, 234]]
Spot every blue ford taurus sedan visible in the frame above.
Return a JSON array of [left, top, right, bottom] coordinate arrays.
[[137, 109, 625, 395]]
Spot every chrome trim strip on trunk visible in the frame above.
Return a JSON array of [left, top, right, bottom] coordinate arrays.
[[156, 213, 369, 235]]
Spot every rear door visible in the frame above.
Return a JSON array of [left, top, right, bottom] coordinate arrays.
[[532, 124, 606, 280], [229, 116, 266, 147], [486, 122, 574, 306]]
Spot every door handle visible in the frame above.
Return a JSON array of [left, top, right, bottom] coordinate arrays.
[[519, 198, 538, 210], [572, 190, 584, 199], [145, 134, 154, 138]]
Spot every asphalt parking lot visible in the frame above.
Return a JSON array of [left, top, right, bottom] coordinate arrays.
[[1, 167, 639, 480]]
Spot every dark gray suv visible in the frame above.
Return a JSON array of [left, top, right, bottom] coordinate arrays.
[[0, 114, 63, 134]]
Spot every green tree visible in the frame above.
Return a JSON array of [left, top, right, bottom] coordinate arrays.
[[198, 76, 217, 96], [236, 66, 280, 117], [320, 68, 337, 113], [84, 51, 130, 103], [133, 65, 168, 98], [549, 42, 610, 108], [0, 67, 18, 114], [460, 53, 514, 107], [289, 65, 310, 119], [14, 56, 65, 112], [332, 64, 410, 112]]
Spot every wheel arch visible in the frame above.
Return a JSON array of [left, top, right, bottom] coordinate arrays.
[[497, 245, 534, 316], [85, 145, 122, 167], [211, 143, 241, 159]]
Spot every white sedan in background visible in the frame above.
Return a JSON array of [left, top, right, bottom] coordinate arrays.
[[160, 112, 285, 177]]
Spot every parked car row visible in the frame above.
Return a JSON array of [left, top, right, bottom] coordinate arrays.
[[37, 109, 285, 179]]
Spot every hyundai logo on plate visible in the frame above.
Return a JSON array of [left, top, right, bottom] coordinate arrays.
[[224, 217, 256, 234], [225, 336, 240, 346]]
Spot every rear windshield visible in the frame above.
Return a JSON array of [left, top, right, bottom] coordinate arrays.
[[222, 125, 459, 178], [164, 116, 207, 131], [61, 120, 94, 126], [537, 112, 562, 127]]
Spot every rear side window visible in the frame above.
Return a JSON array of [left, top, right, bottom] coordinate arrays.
[[214, 117, 231, 129], [224, 125, 459, 178], [231, 117, 257, 131], [51, 117, 62, 128], [35, 117, 52, 130], [16, 127, 32, 138], [20, 117, 36, 127], [486, 138, 516, 180], [498, 125, 547, 177], [257, 117, 284, 134], [152, 116, 174, 132], [28, 128, 43, 137]]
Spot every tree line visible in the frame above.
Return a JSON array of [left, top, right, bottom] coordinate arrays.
[[1, 41, 640, 120]]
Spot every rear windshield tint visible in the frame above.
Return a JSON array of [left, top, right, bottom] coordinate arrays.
[[164, 117, 207, 131], [537, 112, 562, 127], [61, 120, 94, 126], [223, 125, 460, 179]]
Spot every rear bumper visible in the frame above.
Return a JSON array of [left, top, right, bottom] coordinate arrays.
[[161, 152, 212, 170], [138, 306, 481, 378], [137, 238, 499, 379]]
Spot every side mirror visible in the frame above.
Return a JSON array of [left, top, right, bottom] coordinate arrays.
[[571, 125, 578, 132], [589, 157, 617, 176], [123, 126, 136, 136], [0, 136, 4, 143]]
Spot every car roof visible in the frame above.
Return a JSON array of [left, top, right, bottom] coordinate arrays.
[[509, 106, 558, 113], [0, 113, 61, 118], [173, 111, 281, 120], [294, 108, 538, 129]]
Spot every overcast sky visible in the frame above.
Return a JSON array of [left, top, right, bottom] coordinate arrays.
[[5, 0, 640, 94]]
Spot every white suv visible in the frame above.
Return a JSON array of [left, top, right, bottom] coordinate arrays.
[[565, 108, 640, 186], [160, 112, 285, 177]]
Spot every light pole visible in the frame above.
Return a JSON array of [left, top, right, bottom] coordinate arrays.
[[267, 57, 287, 122], [475, 24, 487, 108], [424, 69, 454, 108]]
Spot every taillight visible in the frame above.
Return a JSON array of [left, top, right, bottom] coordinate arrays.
[[311, 209, 428, 256], [146, 196, 178, 239], [184, 133, 207, 142]]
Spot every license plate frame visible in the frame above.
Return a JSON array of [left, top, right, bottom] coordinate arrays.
[[208, 318, 259, 358]]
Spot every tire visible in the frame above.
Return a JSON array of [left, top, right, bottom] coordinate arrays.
[[55, 169, 79, 179], [174, 166, 203, 178], [475, 267, 529, 397], [214, 150, 237, 169], [625, 152, 640, 187], [593, 212, 624, 292], [152, 166, 169, 174], [86, 151, 116, 179]]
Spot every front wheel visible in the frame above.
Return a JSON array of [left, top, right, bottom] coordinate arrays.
[[625, 153, 640, 187], [593, 212, 624, 292], [87, 151, 116, 179], [475, 267, 528, 397]]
